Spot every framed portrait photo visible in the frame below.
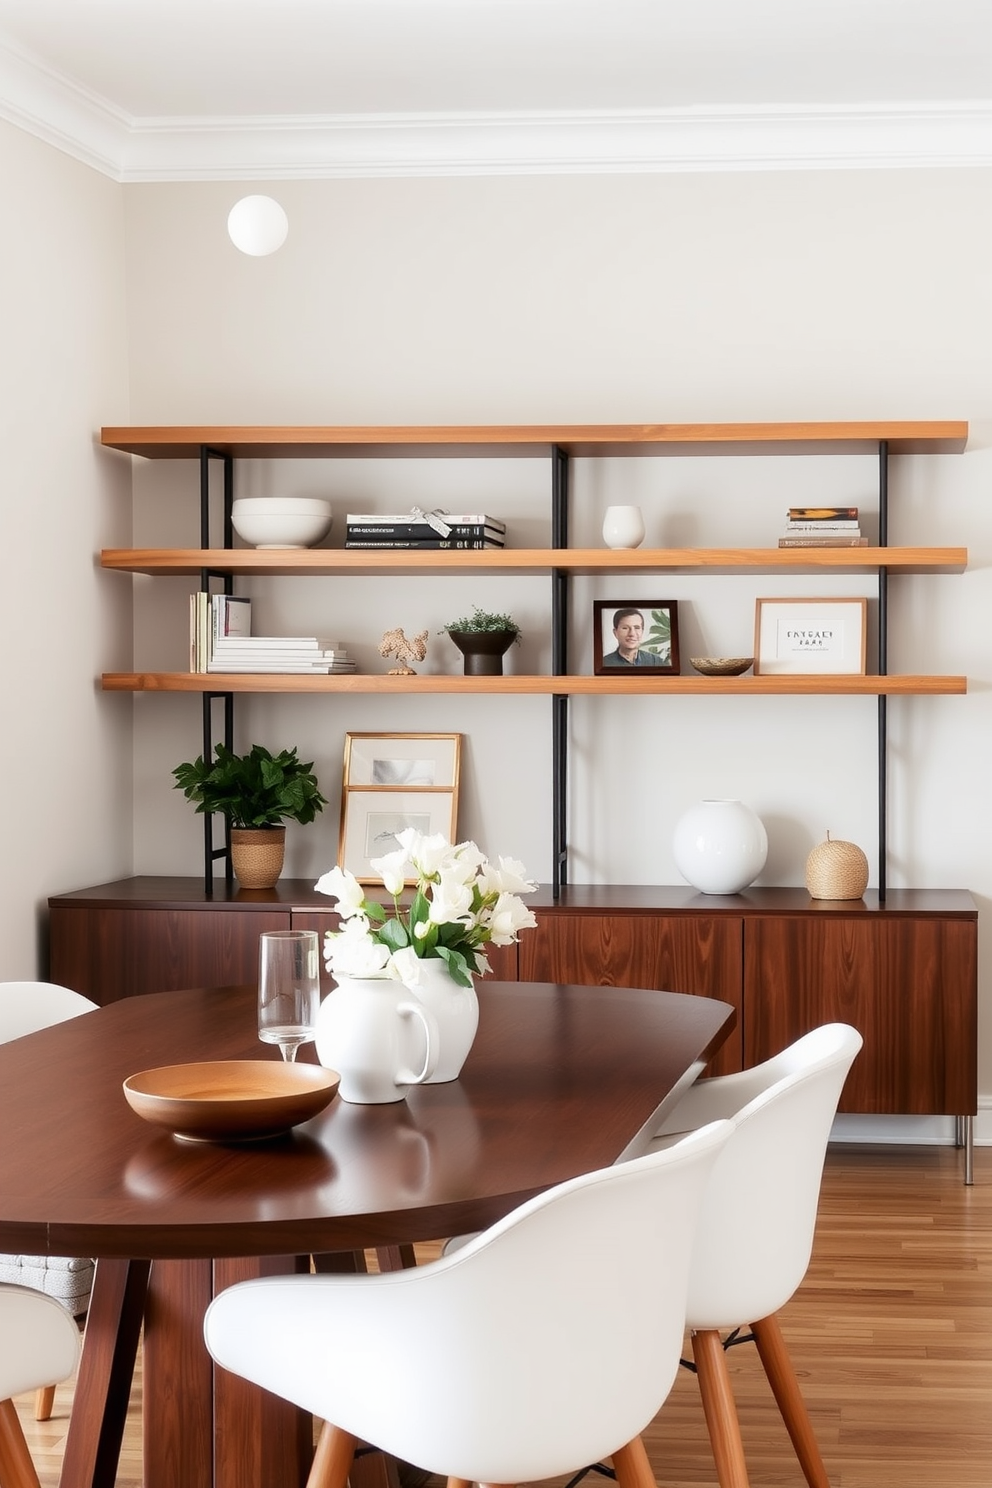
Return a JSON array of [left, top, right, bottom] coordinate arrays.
[[593, 600, 681, 676], [753, 597, 868, 676], [339, 789, 460, 884], [342, 732, 461, 790]]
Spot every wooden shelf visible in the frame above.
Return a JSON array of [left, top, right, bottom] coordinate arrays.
[[101, 672, 968, 697], [101, 546, 968, 577], [100, 420, 969, 459]]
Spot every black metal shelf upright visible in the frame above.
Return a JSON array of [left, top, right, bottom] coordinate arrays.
[[199, 445, 236, 894], [550, 445, 569, 899], [877, 438, 889, 901]]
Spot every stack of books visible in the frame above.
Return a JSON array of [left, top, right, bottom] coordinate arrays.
[[189, 593, 356, 673], [778, 506, 867, 548], [190, 593, 251, 672], [209, 637, 357, 674], [345, 510, 506, 550]]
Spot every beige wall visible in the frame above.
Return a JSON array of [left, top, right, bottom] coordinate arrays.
[[3, 145, 991, 1119], [0, 120, 132, 978], [119, 170, 992, 1117]]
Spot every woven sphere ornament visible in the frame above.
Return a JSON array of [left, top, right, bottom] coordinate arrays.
[[805, 832, 869, 900]]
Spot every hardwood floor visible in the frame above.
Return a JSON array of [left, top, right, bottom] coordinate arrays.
[[14, 1142, 991, 1487]]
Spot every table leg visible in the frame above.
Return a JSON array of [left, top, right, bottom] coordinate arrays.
[[142, 1259, 214, 1488], [59, 1258, 149, 1488], [140, 1256, 313, 1488]]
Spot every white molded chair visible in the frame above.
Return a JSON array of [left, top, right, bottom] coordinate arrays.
[[205, 1120, 733, 1488], [0, 1284, 81, 1488], [0, 982, 97, 1043], [647, 1021, 863, 1488], [0, 982, 98, 1422]]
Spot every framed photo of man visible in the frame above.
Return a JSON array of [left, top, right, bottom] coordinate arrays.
[[593, 600, 681, 676]]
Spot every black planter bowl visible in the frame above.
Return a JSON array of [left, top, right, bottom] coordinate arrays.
[[446, 628, 518, 676]]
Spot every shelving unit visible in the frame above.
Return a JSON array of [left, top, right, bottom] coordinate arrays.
[[77, 420, 978, 1176], [99, 419, 969, 895]]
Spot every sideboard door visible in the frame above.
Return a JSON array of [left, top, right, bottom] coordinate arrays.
[[49, 906, 291, 1004], [519, 912, 743, 1074], [745, 916, 977, 1115]]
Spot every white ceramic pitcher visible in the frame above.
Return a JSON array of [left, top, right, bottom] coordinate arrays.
[[314, 976, 438, 1104], [401, 957, 479, 1083]]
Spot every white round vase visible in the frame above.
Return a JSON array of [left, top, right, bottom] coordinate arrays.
[[672, 799, 768, 895], [602, 505, 645, 549], [314, 976, 438, 1104], [402, 958, 480, 1083]]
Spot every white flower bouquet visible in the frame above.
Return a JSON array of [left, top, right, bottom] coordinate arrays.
[[315, 828, 538, 988]]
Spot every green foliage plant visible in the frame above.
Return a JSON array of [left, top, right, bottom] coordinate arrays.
[[644, 606, 672, 658], [440, 605, 521, 641], [172, 743, 327, 829]]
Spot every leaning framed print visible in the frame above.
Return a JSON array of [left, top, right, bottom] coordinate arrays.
[[342, 733, 461, 790], [339, 733, 461, 882], [593, 600, 681, 676], [753, 597, 868, 675], [339, 789, 459, 883]]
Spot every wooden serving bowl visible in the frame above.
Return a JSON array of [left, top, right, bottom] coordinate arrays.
[[123, 1060, 340, 1142]]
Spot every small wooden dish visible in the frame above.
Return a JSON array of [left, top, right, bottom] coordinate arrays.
[[689, 656, 754, 677], [123, 1060, 340, 1142]]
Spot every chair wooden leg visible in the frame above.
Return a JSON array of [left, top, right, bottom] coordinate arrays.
[[306, 1423, 358, 1488], [446, 1479, 473, 1488], [751, 1313, 829, 1488], [612, 1435, 658, 1488], [691, 1328, 751, 1488], [33, 1385, 56, 1422], [0, 1397, 42, 1488]]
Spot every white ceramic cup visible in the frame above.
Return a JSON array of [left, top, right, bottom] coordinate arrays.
[[602, 504, 646, 549]]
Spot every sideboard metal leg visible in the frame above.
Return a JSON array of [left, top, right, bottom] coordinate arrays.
[[963, 1115, 974, 1186]]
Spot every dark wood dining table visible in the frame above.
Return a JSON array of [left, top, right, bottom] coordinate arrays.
[[0, 978, 735, 1488]]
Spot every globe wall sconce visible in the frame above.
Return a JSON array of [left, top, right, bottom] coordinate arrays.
[[227, 195, 289, 256]]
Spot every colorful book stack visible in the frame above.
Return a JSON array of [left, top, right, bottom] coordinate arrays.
[[189, 593, 356, 673], [778, 506, 867, 548], [345, 510, 506, 550]]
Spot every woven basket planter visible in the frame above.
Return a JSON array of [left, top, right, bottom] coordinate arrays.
[[231, 827, 286, 889], [805, 834, 869, 900]]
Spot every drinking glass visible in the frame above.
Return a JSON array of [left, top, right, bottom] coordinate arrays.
[[257, 930, 321, 1062]]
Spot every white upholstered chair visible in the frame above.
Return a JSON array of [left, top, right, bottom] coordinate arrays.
[[205, 1120, 733, 1488], [0, 982, 98, 1421], [647, 1022, 863, 1488], [0, 1284, 81, 1488]]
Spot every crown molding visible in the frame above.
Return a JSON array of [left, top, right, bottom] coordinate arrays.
[[0, 34, 127, 176], [3, 37, 992, 181]]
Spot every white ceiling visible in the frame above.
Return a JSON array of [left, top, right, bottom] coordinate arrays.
[[1, 0, 991, 180]]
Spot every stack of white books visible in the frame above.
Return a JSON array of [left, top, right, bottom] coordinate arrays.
[[208, 637, 357, 673]]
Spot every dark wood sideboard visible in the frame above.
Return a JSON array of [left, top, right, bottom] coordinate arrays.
[[47, 878, 977, 1123]]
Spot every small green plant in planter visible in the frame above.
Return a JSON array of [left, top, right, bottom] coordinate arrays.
[[440, 606, 522, 676], [172, 743, 327, 888]]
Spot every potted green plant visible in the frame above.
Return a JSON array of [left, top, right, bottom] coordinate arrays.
[[172, 743, 327, 888], [440, 606, 522, 676]]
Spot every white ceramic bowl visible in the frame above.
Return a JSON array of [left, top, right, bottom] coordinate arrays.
[[231, 497, 332, 549]]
